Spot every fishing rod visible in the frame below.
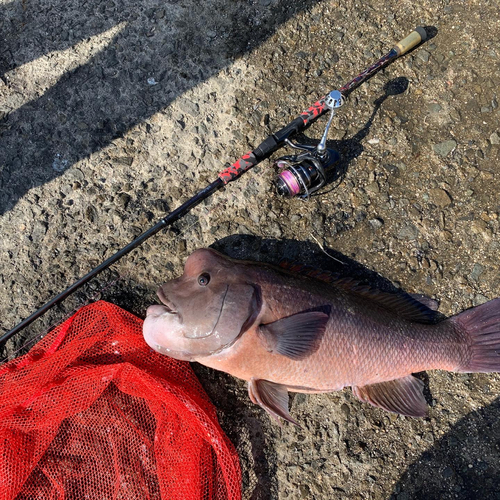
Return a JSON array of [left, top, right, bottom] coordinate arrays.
[[1, 26, 428, 343]]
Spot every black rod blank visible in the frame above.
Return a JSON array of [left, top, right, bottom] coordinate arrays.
[[0, 180, 223, 344]]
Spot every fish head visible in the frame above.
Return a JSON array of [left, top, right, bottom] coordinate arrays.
[[143, 248, 261, 361]]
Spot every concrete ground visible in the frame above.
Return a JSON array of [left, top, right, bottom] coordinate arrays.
[[1, 0, 499, 498]]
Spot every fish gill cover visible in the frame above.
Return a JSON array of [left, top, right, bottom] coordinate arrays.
[[0, 300, 241, 500]]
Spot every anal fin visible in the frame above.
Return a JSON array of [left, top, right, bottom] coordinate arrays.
[[248, 378, 300, 426], [352, 375, 428, 417]]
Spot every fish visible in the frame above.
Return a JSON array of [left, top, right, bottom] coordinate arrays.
[[143, 248, 500, 424]]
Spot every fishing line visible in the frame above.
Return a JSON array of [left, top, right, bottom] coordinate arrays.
[[309, 234, 345, 265]]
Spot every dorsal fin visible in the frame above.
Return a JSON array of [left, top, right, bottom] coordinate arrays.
[[279, 260, 438, 324], [279, 260, 340, 284]]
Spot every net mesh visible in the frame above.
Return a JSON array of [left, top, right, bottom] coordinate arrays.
[[0, 300, 241, 500]]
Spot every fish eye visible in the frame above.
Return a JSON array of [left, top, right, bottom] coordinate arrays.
[[198, 273, 210, 286]]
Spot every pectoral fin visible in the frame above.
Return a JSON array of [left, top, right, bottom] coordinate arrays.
[[259, 311, 329, 360], [352, 375, 428, 417], [248, 378, 300, 426]]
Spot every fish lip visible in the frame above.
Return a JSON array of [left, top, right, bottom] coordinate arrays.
[[157, 287, 178, 314], [146, 304, 174, 317]]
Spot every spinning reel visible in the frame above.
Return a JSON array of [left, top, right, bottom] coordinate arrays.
[[274, 90, 344, 199]]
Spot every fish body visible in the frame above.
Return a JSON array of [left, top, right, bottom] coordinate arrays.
[[143, 248, 500, 423]]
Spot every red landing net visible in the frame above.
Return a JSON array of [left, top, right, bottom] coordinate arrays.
[[0, 301, 241, 500]]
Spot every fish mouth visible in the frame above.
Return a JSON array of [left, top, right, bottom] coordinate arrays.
[[156, 287, 178, 314], [142, 320, 194, 361], [146, 304, 175, 317]]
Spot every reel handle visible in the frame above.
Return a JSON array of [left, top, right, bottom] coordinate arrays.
[[394, 27, 427, 56]]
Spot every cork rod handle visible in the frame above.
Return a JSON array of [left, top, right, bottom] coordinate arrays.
[[394, 27, 427, 56]]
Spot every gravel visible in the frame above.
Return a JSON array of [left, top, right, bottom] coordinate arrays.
[[433, 139, 457, 157], [1, 0, 500, 498]]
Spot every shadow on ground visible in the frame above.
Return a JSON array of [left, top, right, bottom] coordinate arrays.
[[290, 76, 410, 197], [0, 0, 320, 214], [392, 397, 500, 500], [210, 233, 411, 292]]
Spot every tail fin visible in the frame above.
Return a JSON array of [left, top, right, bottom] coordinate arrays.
[[453, 298, 500, 372]]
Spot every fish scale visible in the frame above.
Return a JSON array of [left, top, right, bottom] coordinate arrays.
[[143, 248, 500, 422]]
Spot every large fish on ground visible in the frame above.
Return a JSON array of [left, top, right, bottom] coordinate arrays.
[[143, 248, 500, 424]]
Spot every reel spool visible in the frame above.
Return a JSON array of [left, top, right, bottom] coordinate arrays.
[[274, 90, 344, 199]]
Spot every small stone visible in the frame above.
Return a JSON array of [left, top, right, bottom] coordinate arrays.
[[442, 466, 454, 478], [32, 221, 48, 241], [340, 403, 350, 418], [489, 132, 500, 145], [117, 193, 131, 209], [469, 263, 484, 282], [268, 222, 282, 238], [417, 50, 430, 63], [299, 484, 311, 498], [473, 294, 489, 306], [423, 432, 434, 444], [427, 103, 442, 113], [114, 157, 134, 166], [429, 188, 452, 207], [369, 218, 384, 230], [52, 154, 69, 172], [383, 164, 400, 177], [85, 206, 97, 223], [433, 140, 457, 157], [294, 393, 307, 405], [60, 184, 72, 196], [177, 98, 200, 117], [365, 181, 380, 194], [397, 224, 419, 240], [449, 108, 461, 121], [471, 219, 492, 240], [177, 239, 187, 253]]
